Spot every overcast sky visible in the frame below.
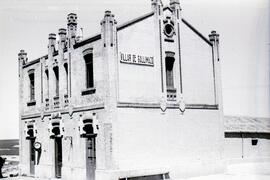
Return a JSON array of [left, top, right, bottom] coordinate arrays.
[[0, 0, 269, 139]]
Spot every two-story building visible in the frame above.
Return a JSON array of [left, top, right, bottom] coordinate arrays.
[[18, 0, 224, 180]]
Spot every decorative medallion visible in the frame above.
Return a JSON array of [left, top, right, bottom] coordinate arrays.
[[163, 17, 175, 38], [34, 142, 42, 150]]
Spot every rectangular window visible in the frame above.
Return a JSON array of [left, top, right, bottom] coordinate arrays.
[[64, 63, 68, 94], [53, 66, 59, 97], [29, 73, 35, 101], [165, 55, 177, 101], [165, 57, 175, 89], [45, 69, 49, 98], [84, 53, 94, 89]]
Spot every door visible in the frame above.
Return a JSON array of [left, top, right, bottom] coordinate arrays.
[[86, 137, 96, 180], [29, 139, 35, 175], [55, 137, 62, 178]]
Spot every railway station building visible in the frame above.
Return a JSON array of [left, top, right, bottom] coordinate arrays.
[[18, 0, 224, 179]]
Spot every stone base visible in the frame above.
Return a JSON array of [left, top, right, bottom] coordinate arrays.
[[62, 166, 86, 180], [19, 163, 29, 176], [35, 164, 54, 179]]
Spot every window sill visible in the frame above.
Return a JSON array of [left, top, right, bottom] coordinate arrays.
[[53, 96, 60, 100], [167, 87, 177, 101], [27, 100, 36, 106], [167, 87, 177, 93], [81, 87, 96, 96], [164, 38, 174, 43]]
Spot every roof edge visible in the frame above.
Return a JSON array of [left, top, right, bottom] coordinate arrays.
[[117, 6, 172, 31], [74, 34, 102, 49], [181, 18, 213, 46], [22, 54, 48, 69], [117, 11, 154, 31]]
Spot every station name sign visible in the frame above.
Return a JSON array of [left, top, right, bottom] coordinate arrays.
[[120, 52, 154, 66]]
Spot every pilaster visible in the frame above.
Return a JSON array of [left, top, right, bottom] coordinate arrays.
[[100, 10, 118, 170], [209, 31, 222, 110], [170, 0, 184, 108], [58, 28, 68, 108], [67, 13, 77, 99], [48, 33, 57, 110], [18, 49, 28, 175], [152, 0, 168, 111]]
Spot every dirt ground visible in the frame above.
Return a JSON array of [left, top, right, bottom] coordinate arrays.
[[3, 162, 270, 180]]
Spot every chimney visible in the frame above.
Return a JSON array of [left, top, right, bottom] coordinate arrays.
[[67, 13, 77, 39], [151, 0, 163, 14], [101, 10, 117, 48], [58, 28, 67, 50], [18, 49, 28, 65], [209, 30, 222, 107], [170, 0, 181, 11], [209, 30, 220, 61], [48, 33, 56, 54], [209, 31, 219, 43]]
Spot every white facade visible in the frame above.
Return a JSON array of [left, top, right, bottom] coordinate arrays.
[[18, 0, 224, 180]]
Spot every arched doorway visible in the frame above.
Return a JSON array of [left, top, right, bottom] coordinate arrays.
[[50, 121, 63, 178], [26, 124, 36, 176], [82, 119, 96, 180]]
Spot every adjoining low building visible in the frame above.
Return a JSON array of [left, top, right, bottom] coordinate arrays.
[[18, 0, 224, 180], [224, 116, 270, 162]]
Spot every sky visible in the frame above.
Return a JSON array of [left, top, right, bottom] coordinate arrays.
[[0, 0, 269, 139]]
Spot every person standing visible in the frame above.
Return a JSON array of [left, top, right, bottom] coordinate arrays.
[[0, 156, 6, 178]]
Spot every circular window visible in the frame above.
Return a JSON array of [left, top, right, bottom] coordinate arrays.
[[164, 24, 174, 38]]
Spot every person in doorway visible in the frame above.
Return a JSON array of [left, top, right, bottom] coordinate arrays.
[[0, 156, 6, 178]]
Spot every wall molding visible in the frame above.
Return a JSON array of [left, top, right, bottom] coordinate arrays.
[[117, 102, 218, 110], [21, 103, 104, 120]]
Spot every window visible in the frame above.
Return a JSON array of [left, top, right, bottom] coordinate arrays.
[[84, 53, 94, 89], [53, 66, 59, 97], [251, 139, 258, 146], [165, 56, 175, 89], [165, 52, 176, 101], [29, 71, 35, 101], [81, 48, 95, 95], [45, 69, 49, 98], [64, 63, 68, 94]]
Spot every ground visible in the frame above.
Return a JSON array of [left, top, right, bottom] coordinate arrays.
[[2, 162, 270, 180]]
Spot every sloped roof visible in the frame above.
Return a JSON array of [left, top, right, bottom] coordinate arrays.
[[224, 116, 270, 133]]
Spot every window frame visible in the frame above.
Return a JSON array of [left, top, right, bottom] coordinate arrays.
[[45, 68, 49, 99], [84, 53, 94, 89], [53, 66, 59, 97], [63, 63, 68, 94], [28, 69, 35, 101], [81, 48, 96, 96], [165, 56, 175, 89]]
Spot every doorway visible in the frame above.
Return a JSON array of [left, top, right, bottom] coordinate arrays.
[[29, 139, 35, 175], [54, 137, 62, 178], [86, 137, 96, 180]]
